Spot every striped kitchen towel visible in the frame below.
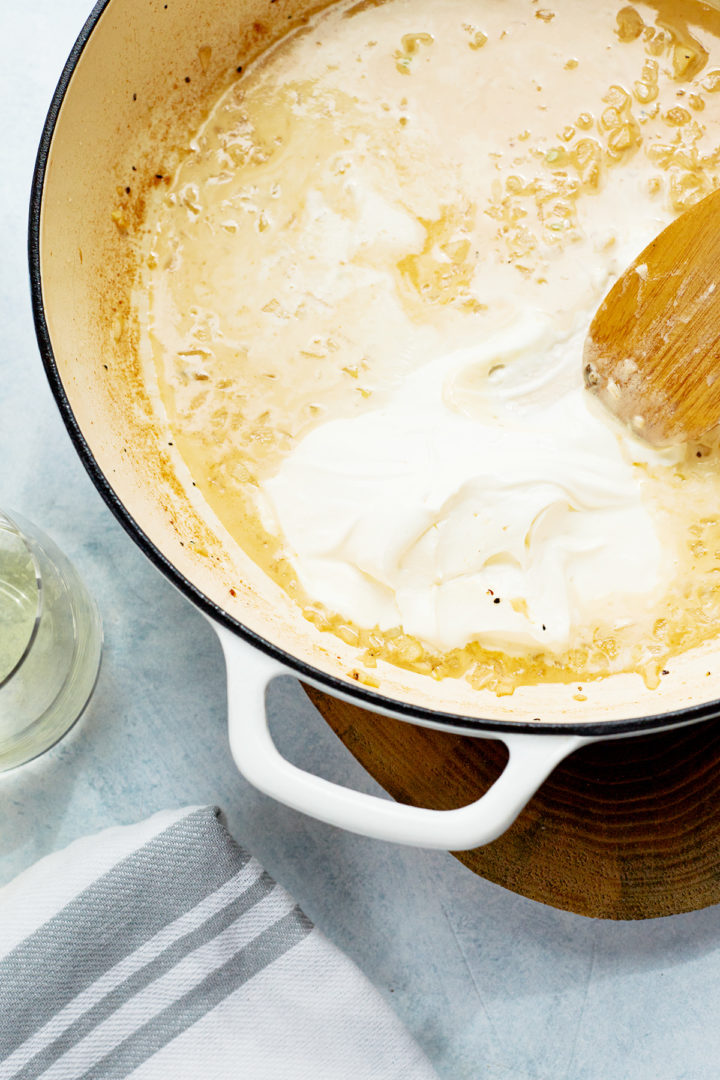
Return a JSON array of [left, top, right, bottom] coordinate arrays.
[[0, 806, 438, 1079]]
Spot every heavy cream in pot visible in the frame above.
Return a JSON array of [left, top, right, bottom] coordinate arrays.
[[136, 0, 720, 694]]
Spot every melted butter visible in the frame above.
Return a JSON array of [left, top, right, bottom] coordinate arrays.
[[138, 0, 720, 693]]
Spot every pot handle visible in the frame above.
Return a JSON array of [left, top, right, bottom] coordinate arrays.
[[216, 624, 587, 851]]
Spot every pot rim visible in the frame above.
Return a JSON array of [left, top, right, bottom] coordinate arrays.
[[28, 0, 720, 738]]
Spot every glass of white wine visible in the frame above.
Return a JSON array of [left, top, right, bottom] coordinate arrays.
[[0, 510, 102, 772]]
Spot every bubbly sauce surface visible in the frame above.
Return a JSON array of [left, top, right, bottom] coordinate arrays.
[[138, 0, 720, 694]]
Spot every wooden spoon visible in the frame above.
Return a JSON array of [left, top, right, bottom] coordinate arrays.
[[584, 186, 720, 446]]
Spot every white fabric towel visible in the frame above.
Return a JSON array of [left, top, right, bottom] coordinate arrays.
[[0, 806, 438, 1080]]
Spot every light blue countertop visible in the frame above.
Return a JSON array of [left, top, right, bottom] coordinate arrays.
[[2, 4, 720, 1078]]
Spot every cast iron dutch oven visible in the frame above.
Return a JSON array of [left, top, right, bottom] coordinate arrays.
[[29, 0, 720, 848]]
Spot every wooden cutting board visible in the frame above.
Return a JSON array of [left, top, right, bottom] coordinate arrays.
[[304, 686, 720, 920]]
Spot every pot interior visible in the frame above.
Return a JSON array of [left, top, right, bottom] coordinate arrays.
[[33, 0, 720, 732]]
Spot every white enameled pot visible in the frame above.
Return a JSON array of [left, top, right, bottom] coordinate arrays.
[[30, 0, 720, 849]]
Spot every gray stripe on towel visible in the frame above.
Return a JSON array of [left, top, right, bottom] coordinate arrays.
[[10, 872, 276, 1080], [0, 808, 250, 1061], [79, 907, 314, 1080]]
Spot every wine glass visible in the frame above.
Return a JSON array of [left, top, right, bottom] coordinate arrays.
[[0, 510, 102, 771]]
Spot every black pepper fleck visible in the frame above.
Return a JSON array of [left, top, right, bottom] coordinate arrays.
[[493, 597, 501, 604]]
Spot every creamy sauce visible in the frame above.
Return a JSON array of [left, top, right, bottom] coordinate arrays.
[[137, 0, 720, 693]]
